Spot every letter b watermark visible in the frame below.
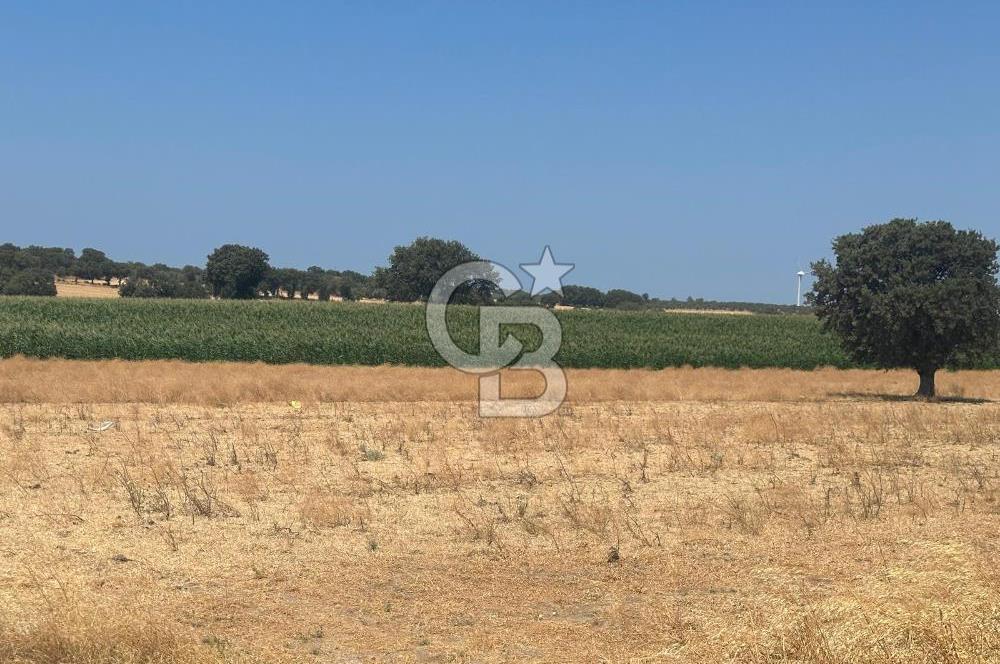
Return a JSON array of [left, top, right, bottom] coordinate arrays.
[[425, 260, 567, 417]]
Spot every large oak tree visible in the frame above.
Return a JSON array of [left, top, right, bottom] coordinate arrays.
[[810, 219, 1000, 398], [373, 237, 496, 303], [205, 244, 270, 299]]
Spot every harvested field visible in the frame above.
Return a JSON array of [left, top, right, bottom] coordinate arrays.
[[54, 280, 121, 298], [1, 361, 998, 662]]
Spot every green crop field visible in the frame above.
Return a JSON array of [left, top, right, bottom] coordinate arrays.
[[0, 296, 859, 369]]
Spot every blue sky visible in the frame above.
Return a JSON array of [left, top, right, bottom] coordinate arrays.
[[2, 2, 998, 302]]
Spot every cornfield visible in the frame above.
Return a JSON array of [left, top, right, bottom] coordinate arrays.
[[0, 296, 866, 368]]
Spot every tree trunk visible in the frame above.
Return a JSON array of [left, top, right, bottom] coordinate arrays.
[[916, 368, 936, 399]]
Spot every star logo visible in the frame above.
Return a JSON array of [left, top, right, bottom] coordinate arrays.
[[520, 246, 574, 297]]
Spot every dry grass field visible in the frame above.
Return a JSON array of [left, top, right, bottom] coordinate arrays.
[[54, 280, 121, 299], [1, 359, 999, 662]]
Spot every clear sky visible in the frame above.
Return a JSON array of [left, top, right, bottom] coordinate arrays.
[[2, 2, 998, 303]]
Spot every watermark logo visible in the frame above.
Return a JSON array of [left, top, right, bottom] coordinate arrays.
[[425, 247, 573, 417]]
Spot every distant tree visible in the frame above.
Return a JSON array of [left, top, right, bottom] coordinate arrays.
[[501, 290, 542, 306], [373, 237, 496, 303], [287, 268, 307, 298], [339, 270, 363, 281], [118, 277, 156, 298], [538, 291, 562, 307], [310, 268, 348, 302], [256, 265, 369, 301], [171, 265, 210, 298], [301, 266, 327, 300], [267, 267, 306, 299], [605, 288, 645, 309], [74, 248, 112, 283], [810, 219, 1000, 398], [205, 244, 270, 299], [338, 270, 369, 300], [2, 268, 57, 296], [0, 244, 27, 285], [0, 243, 18, 266], [258, 268, 281, 298], [23, 246, 75, 276], [119, 264, 209, 299], [59, 248, 77, 276], [102, 260, 130, 286], [561, 285, 607, 308]]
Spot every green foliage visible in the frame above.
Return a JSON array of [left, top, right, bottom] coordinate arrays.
[[73, 248, 113, 282], [543, 286, 808, 314], [205, 245, 270, 299], [605, 288, 645, 309], [561, 285, 607, 308], [119, 265, 209, 299], [0, 269, 56, 296], [373, 237, 496, 303], [18, 245, 76, 276], [259, 266, 369, 301], [1, 244, 69, 295], [0, 297, 860, 368], [811, 219, 1000, 375]]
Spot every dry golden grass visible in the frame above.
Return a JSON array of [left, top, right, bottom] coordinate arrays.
[[54, 280, 121, 298], [1, 361, 999, 662], [0, 607, 236, 664], [4, 356, 1000, 404]]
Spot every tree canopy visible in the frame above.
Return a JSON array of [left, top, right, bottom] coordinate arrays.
[[1, 268, 57, 296], [205, 244, 271, 299], [373, 237, 496, 303], [119, 264, 209, 299], [0, 243, 63, 296], [810, 219, 1000, 397]]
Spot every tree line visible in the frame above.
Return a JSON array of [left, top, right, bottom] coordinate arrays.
[[198, 238, 807, 312], [1, 237, 804, 312], [0, 242, 372, 301]]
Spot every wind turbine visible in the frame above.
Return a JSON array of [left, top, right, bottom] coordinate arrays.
[[796, 270, 806, 307]]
